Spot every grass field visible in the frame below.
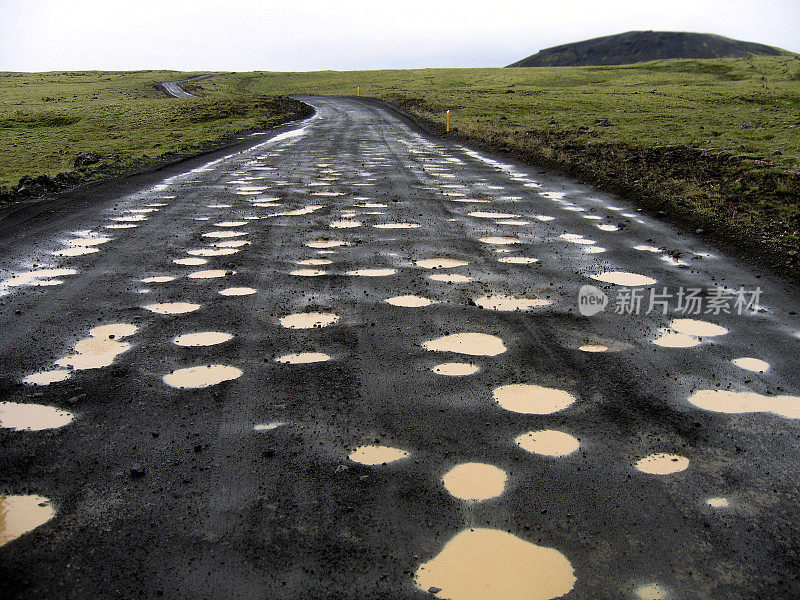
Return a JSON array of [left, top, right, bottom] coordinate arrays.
[[1, 57, 799, 274]]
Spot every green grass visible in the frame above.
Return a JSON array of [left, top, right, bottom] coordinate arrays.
[[0, 70, 307, 192]]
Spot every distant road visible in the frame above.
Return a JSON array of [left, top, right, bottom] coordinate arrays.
[[161, 74, 211, 98]]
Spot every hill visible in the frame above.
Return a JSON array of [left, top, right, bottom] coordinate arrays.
[[506, 31, 792, 67]]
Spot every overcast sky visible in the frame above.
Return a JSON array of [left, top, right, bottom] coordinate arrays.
[[1, 0, 798, 72]]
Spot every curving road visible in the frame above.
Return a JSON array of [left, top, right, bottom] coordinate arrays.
[[1, 96, 799, 600]]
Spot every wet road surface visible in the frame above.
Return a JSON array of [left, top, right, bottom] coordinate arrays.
[[1, 96, 800, 599]]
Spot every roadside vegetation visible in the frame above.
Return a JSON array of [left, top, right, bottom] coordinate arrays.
[[0, 70, 309, 200], [2, 57, 798, 275]]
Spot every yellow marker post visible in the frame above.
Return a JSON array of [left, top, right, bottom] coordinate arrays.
[[446, 110, 451, 133], [357, 87, 360, 97]]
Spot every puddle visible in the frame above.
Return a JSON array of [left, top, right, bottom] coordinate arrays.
[[414, 528, 575, 600], [497, 220, 529, 226], [416, 258, 469, 269], [188, 270, 234, 279], [106, 224, 138, 229], [480, 236, 519, 245], [65, 236, 111, 247], [141, 276, 176, 283], [346, 268, 396, 277], [349, 445, 410, 465], [202, 231, 248, 239], [732, 357, 769, 372], [669, 318, 727, 337], [535, 215, 555, 221], [275, 352, 332, 364], [635, 583, 669, 600], [475, 295, 551, 311], [591, 271, 657, 286], [280, 312, 339, 329], [22, 370, 71, 385], [53, 246, 100, 257], [583, 247, 606, 254], [515, 430, 580, 456], [173, 332, 233, 347], [468, 212, 520, 219], [707, 497, 729, 508], [254, 422, 285, 431], [2, 268, 77, 288], [215, 221, 248, 227], [687, 390, 800, 418], [578, 344, 608, 352], [174, 258, 208, 266], [296, 259, 332, 266], [493, 384, 575, 415], [219, 287, 256, 296], [272, 205, 324, 217], [0, 495, 55, 547], [306, 240, 348, 248], [429, 274, 472, 283], [330, 220, 362, 228], [291, 269, 327, 277], [433, 362, 479, 376], [635, 453, 689, 475], [386, 295, 433, 307], [56, 323, 137, 370], [143, 302, 201, 315], [596, 224, 619, 232], [214, 240, 251, 248], [187, 248, 239, 257], [357, 202, 387, 208], [0, 402, 74, 430], [652, 331, 701, 348], [634, 245, 661, 253], [423, 333, 506, 356], [442, 463, 507, 501], [498, 256, 538, 264], [374, 223, 420, 229], [163, 364, 243, 389], [207, 204, 232, 208]]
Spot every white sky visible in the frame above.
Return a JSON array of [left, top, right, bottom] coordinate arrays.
[[1, 0, 798, 72]]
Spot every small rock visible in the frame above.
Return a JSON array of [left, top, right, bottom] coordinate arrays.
[[129, 465, 146, 478], [428, 587, 442, 594]]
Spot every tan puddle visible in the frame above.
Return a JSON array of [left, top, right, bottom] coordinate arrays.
[[480, 236, 519, 245], [535, 215, 556, 221], [374, 223, 420, 229], [202, 231, 248, 239], [187, 269, 234, 279], [349, 445, 410, 465], [468, 211, 520, 219], [0, 402, 74, 430], [442, 463, 507, 501], [357, 202, 387, 208], [591, 271, 657, 286], [106, 223, 137, 229], [707, 497, 730, 508], [578, 344, 608, 353], [280, 312, 339, 329], [53, 246, 100, 257], [187, 248, 239, 257], [141, 276, 176, 283], [386, 295, 433, 307], [596, 224, 619, 232], [415, 258, 469, 269], [687, 389, 800, 418], [414, 528, 575, 600], [174, 258, 208, 266], [451, 198, 491, 203], [475, 295, 551, 311], [635, 453, 689, 475], [214, 240, 251, 248], [22, 370, 71, 385], [56, 323, 137, 370], [429, 273, 472, 283], [296, 258, 332, 266], [291, 269, 327, 277], [584, 247, 606, 254], [173, 332, 233, 347], [423, 333, 506, 356], [497, 220, 530, 226], [306, 240, 349, 249], [732, 357, 769, 372], [498, 256, 539, 264], [433, 362, 479, 376], [254, 421, 286, 431], [635, 583, 669, 600], [214, 221, 248, 227], [346, 268, 396, 277], [652, 331, 701, 348], [670, 318, 728, 337], [272, 205, 324, 217], [2, 268, 77, 288], [515, 430, 580, 457], [143, 302, 201, 315], [275, 352, 332, 364], [219, 287, 256, 296], [493, 384, 576, 415], [162, 364, 243, 389], [634, 245, 661, 253], [0, 495, 56, 547], [330, 220, 362, 228]]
